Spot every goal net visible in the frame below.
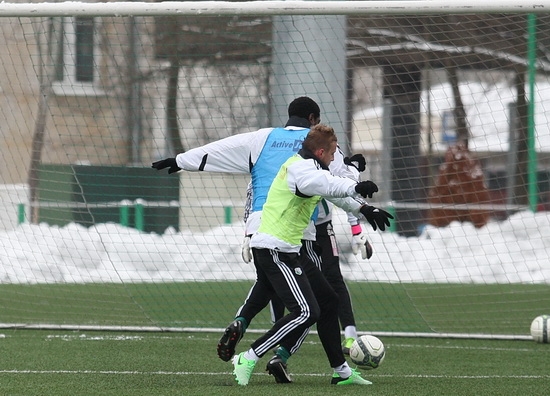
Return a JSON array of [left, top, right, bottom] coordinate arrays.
[[1, 1, 549, 339]]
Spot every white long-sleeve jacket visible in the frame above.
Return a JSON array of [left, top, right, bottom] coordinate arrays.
[[175, 126, 364, 238], [316, 146, 363, 228], [250, 153, 364, 252]]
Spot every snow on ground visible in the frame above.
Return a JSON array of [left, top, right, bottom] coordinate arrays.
[[1, 208, 549, 284]]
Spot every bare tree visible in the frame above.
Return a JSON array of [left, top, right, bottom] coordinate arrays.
[[446, 64, 470, 148], [163, 17, 185, 155], [28, 18, 61, 223], [513, 69, 530, 206]]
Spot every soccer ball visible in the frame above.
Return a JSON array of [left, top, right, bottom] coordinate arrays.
[[349, 335, 386, 370], [530, 315, 550, 343]]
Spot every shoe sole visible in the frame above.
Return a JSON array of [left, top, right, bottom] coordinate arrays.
[[217, 326, 242, 362], [266, 361, 292, 384], [331, 377, 373, 385]]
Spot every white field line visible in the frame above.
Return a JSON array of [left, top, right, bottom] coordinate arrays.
[[1, 332, 538, 352], [1, 333, 537, 352], [0, 324, 533, 341], [1, 335, 548, 379], [0, 370, 548, 379], [0, 333, 547, 353]]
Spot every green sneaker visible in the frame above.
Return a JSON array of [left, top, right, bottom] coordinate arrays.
[[232, 352, 256, 386], [342, 337, 355, 356], [331, 368, 372, 385]]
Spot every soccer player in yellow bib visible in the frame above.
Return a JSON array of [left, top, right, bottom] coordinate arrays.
[[232, 124, 393, 386]]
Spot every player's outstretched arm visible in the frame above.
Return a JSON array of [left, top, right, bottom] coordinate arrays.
[[359, 205, 393, 231], [152, 158, 181, 174]]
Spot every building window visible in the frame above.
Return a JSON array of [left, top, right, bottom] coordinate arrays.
[[53, 17, 102, 95]]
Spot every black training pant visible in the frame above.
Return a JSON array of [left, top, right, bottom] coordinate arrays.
[[244, 243, 345, 368], [315, 221, 356, 330]]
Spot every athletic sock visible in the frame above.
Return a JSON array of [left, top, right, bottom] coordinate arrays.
[[243, 349, 260, 363], [275, 346, 291, 364], [333, 362, 352, 378], [344, 325, 357, 340], [235, 316, 248, 331]]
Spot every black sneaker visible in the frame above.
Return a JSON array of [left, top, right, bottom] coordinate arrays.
[[217, 320, 244, 362], [266, 355, 292, 383]]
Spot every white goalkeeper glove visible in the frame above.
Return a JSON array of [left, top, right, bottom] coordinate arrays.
[[351, 232, 373, 260], [241, 235, 253, 263]]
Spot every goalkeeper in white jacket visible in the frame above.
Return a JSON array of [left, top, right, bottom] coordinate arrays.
[[231, 124, 392, 386]]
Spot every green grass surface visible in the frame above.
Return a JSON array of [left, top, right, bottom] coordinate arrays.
[[1, 282, 548, 335], [1, 282, 549, 394], [0, 330, 548, 395]]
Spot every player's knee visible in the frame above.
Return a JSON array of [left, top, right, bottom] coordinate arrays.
[[305, 303, 321, 325], [318, 291, 339, 315]]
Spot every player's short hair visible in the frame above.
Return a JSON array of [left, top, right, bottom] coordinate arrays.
[[302, 124, 337, 152], [287, 97, 321, 120]]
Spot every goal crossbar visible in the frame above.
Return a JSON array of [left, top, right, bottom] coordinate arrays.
[[1, 0, 550, 17]]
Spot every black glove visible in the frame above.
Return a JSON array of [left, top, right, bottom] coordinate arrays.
[[360, 205, 394, 231], [344, 153, 366, 172], [354, 180, 379, 198], [151, 158, 181, 174]]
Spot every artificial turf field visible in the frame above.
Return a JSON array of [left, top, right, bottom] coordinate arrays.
[[0, 281, 549, 394], [2, 281, 548, 334], [0, 330, 549, 395]]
